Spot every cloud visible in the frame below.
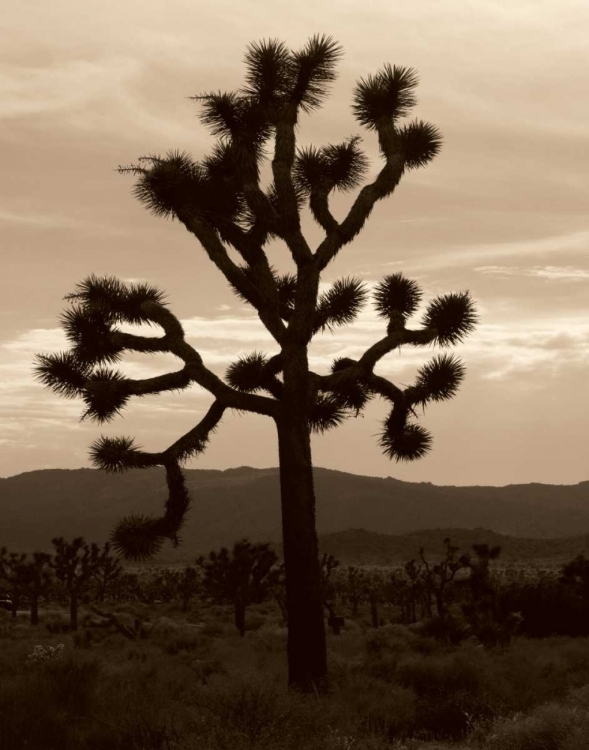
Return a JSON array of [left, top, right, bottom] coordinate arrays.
[[476, 265, 589, 281]]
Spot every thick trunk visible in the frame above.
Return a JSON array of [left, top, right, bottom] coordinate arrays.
[[11, 598, 18, 620], [277, 404, 328, 694]]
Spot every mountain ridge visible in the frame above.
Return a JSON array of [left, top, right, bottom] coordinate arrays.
[[1, 467, 588, 564]]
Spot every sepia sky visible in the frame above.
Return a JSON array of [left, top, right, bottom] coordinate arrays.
[[1, 0, 588, 486]]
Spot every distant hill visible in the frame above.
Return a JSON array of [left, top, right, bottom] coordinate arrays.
[[1, 466, 588, 564]]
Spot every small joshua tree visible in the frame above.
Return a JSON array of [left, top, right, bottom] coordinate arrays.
[[91, 542, 123, 603], [177, 565, 201, 613], [50, 537, 102, 630], [15, 552, 53, 625], [418, 537, 470, 622], [196, 538, 278, 636], [0, 548, 28, 619], [34, 35, 476, 692]]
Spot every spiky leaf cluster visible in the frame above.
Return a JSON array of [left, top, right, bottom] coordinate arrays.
[[33, 352, 90, 399], [65, 274, 168, 325], [398, 120, 443, 170], [89, 436, 146, 473], [379, 416, 432, 463], [408, 354, 466, 408], [110, 515, 166, 561], [127, 149, 245, 223], [226, 352, 271, 393], [81, 368, 130, 423], [283, 34, 343, 115], [352, 64, 419, 130], [60, 306, 122, 365], [308, 394, 348, 434], [422, 291, 478, 346], [314, 277, 367, 333], [293, 136, 369, 195], [242, 38, 292, 106], [373, 273, 422, 321]]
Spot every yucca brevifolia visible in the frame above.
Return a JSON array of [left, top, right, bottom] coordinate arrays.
[[418, 537, 470, 622], [0, 548, 27, 619], [34, 35, 476, 692], [177, 565, 201, 613], [50, 537, 102, 630], [15, 552, 53, 625], [91, 542, 123, 602], [196, 538, 278, 636]]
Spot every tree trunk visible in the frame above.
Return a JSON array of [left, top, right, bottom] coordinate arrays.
[[11, 598, 18, 620], [70, 591, 78, 631], [277, 405, 328, 694]]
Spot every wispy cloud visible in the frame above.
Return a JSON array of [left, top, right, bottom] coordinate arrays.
[[476, 265, 589, 281]]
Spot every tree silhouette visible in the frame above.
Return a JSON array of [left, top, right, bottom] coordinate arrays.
[[34, 35, 476, 692], [418, 537, 470, 621], [14, 552, 53, 625], [91, 542, 122, 602], [196, 538, 278, 636], [50, 537, 102, 630], [0, 548, 28, 618]]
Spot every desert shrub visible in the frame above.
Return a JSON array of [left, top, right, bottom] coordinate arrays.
[[189, 673, 328, 749], [365, 624, 419, 656], [394, 649, 492, 740], [0, 652, 102, 749], [483, 702, 588, 750], [332, 673, 416, 742]]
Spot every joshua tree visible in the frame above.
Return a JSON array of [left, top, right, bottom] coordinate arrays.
[[50, 537, 102, 630], [34, 35, 476, 692], [177, 565, 202, 613], [0, 548, 28, 619], [15, 552, 53, 625], [91, 542, 123, 602], [196, 538, 278, 636], [418, 537, 470, 622]]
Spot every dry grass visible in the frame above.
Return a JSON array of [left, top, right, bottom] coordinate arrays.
[[2, 600, 589, 749]]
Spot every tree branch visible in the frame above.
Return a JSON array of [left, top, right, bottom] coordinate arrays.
[[315, 121, 405, 271], [176, 210, 286, 343]]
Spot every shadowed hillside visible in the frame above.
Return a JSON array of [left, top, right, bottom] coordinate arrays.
[[1, 466, 588, 563]]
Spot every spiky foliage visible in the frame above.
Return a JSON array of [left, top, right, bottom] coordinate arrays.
[[110, 515, 165, 561], [37, 35, 477, 695], [373, 273, 422, 321], [398, 120, 443, 169], [294, 136, 369, 195], [226, 352, 271, 393], [352, 64, 419, 129], [379, 419, 433, 463], [422, 291, 478, 346], [408, 354, 466, 408], [314, 277, 367, 333]]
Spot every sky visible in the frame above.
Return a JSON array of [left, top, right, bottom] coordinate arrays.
[[1, 0, 588, 486]]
